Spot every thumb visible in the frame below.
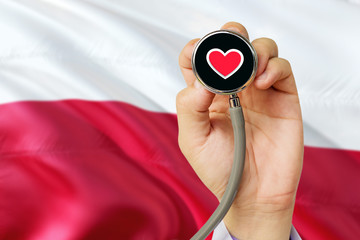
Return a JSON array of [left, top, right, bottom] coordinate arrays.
[[176, 81, 215, 148]]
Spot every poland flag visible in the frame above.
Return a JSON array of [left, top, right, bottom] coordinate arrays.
[[0, 1, 359, 240]]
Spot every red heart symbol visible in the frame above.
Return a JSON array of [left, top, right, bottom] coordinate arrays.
[[206, 48, 244, 79]]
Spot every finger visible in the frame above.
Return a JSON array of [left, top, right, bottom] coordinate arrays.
[[176, 83, 215, 144], [251, 38, 278, 77], [254, 57, 298, 95], [179, 38, 200, 86], [221, 21, 249, 39]]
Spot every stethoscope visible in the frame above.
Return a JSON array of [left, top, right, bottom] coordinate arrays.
[[190, 30, 258, 240]]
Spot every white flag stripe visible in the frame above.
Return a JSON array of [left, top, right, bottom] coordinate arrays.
[[1, 0, 359, 152]]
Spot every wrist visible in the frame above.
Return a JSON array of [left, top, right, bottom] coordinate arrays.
[[223, 202, 295, 240]]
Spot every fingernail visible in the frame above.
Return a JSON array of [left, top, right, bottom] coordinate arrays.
[[256, 72, 267, 82]]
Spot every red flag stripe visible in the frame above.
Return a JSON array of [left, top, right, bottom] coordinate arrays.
[[0, 100, 217, 240], [0, 100, 359, 239], [294, 146, 360, 239]]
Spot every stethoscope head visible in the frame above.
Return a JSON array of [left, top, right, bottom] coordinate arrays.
[[192, 30, 258, 95]]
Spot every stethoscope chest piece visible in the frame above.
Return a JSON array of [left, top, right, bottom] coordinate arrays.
[[192, 30, 258, 95]]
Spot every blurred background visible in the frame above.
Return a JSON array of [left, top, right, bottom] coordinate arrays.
[[0, 1, 359, 239]]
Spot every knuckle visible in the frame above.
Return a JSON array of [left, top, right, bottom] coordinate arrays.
[[253, 38, 278, 55], [264, 37, 278, 47], [280, 58, 291, 68], [277, 58, 292, 74], [271, 58, 292, 79]]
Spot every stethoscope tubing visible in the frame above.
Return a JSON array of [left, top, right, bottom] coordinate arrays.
[[191, 94, 246, 240]]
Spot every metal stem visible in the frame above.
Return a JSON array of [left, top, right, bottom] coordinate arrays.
[[229, 94, 240, 108]]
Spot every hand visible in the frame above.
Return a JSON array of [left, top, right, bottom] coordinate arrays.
[[176, 22, 303, 240]]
